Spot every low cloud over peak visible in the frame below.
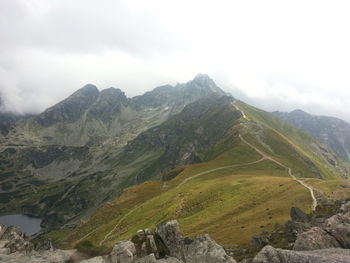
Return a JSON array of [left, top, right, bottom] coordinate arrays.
[[1, 0, 350, 122]]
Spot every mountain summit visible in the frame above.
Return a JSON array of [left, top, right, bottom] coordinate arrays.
[[5, 74, 226, 146]]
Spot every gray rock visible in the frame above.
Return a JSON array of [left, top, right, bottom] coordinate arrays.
[[132, 229, 159, 258], [326, 223, 350, 248], [340, 202, 350, 214], [325, 214, 350, 248], [293, 227, 341, 250], [0, 240, 9, 248], [110, 240, 136, 263], [253, 245, 350, 263], [80, 256, 107, 263], [2, 227, 33, 254], [155, 220, 184, 260], [155, 220, 235, 263], [182, 234, 236, 263], [157, 256, 183, 263], [0, 249, 76, 263], [0, 247, 10, 255], [134, 254, 183, 263], [134, 253, 158, 263]]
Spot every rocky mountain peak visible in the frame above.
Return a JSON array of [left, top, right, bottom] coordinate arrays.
[[188, 74, 226, 96], [37, 84, 100, 126], [192, 73, 215, 85], [71, 84, 99, 98], [87, 87, 129, 123], [99, 87, 128, 103]]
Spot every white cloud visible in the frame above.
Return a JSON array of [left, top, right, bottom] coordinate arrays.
[[1, 0, 350, 121]]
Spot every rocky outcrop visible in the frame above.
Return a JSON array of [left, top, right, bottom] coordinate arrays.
[[250, 201, 350, 262], [110, 240, 136, 263], [0, 249, 76, 263], [83, 220, 235, 263], [252, 245, 350, 263], [0, 223, 75, 263], [155, 220, 235, 263], [81, 256, 107, 263], [181, 234, 235, 263], [293, 201, 350, 251], [293, 227, 341, 250], [155, 221, 183, 260]]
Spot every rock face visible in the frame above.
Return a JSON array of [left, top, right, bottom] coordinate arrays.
[[253, 245, 350, 263], [182, 234, 235, 263], [155, 220, 183, 260], [273, 109, 350, 162], [251, 201, 350, 263], [293, 227, 341, 250], [93, 220, 235, 263], [37, 84, 100, 127], [110, 240, 136, 263], [81, 255, 107, 263], [293, 201, 350, 251], [155, 220, 235, 263]]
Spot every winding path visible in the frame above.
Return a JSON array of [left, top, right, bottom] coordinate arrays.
[[178, 157, 266, 187], [97, 156, 267, 245], [81, 101, 317, 245], [233, 101, 317, 211]]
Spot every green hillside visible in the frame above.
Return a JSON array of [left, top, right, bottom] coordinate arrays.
[[55, 99, 350, 254]]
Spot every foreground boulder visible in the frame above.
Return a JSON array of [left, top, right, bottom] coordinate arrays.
[[293, 200, 350, 251], [155, 220, 236, 263], [110, 240, 136, 263], [133, 253, 182, 263], [293, 227, 341, 250], [253, 245, 350, 263], [81, 256, 107, 263], [105, 220, 236, 263], [0, 249, 76, 263], [182, 234, 235, 263], [155, 220, 184, 260]]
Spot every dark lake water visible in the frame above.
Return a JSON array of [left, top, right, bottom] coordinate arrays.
[[0, 214, 42, 235]]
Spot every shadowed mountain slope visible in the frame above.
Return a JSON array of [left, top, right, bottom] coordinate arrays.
[[273, 109, 350, 162]]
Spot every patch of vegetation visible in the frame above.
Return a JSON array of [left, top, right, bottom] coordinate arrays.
[[162, 167, 185, 181]]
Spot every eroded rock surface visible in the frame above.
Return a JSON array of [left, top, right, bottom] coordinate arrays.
[[253, 245, 350, 263]]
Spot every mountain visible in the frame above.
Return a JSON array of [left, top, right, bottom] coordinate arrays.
[[0, 112, 23, 136], [1, 75, 350, 261], [273, 109, 350, 162], [60, 100, 350, 256], [3, 74, 224, 147], [0, 74, 228, 228]]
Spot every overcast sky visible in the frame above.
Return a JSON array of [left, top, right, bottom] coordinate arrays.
[[1, 0, 350, 121]]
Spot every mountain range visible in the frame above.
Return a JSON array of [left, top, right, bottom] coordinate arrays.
[[1, 74, 350, 261], [273, 109, 350, 162]]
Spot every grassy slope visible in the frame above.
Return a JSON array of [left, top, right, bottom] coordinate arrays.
[[59, 137, 304, 248], [55, 101, 349, 251], [236, 101, 347, 179]]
